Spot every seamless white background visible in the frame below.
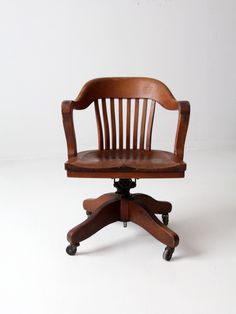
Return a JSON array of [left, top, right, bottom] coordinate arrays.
[[0, 1, 236, 314]]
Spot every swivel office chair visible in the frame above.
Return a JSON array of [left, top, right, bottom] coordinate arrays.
[[62, 77, 190, 261]]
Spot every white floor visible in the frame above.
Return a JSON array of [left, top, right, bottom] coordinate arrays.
[[0, 149, 236, 314]]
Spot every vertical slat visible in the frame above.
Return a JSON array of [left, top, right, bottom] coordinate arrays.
[[139, 99, 148, 150], [94, 100, 104, 150], [146, 100, 156, 150], [102, 98, 110, 149], [119, 98, 123, 149], [110, 98, 116, 149], [133, 98, 139, 149], [126, 98, 131, 149]]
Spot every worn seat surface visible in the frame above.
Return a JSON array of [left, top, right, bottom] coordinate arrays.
[[65, 149, 186, 175]]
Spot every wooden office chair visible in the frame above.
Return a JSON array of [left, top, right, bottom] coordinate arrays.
[[62, 77, 190, 261]]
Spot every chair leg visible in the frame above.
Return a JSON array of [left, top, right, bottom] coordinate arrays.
[[83, 193, 118, 215], [129, 199, 179, 249], [66, 199, 121, 254], [133, 193, 172, 215]]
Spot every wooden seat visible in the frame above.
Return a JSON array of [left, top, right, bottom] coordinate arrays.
[[62, 77, 190, 261], [65, 149, 186, 178]]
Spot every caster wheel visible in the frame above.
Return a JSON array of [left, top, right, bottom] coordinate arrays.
[[163, 246, 175, 261], [86, 210, 92, 217], [66, 244, 78, 256], [162, 214, 169, 226]]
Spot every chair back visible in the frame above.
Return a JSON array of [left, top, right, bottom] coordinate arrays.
[[75, 77, 179, 151]]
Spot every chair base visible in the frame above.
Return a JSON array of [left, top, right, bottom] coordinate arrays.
[[66, 179, 179, 261]]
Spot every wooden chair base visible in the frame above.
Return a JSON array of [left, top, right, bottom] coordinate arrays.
[[66, 179, 179, 261]]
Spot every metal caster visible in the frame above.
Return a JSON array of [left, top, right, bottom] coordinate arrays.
[[66, 244, 78, 256], [162, 214, 169, 226], [86, 210, 92, 217], [163, 246, 175, 261], [123, 221, 127, 228]]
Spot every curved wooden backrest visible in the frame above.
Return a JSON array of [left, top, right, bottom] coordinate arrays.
[[75, 77, 177, 110], [74, 77, 179, 151]]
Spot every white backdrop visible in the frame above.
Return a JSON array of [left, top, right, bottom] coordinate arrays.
[[0, 0, 236, 159], [1, 2, 236, 314]]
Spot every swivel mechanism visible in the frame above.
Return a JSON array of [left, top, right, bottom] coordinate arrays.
[[66, 179, 177, 261]]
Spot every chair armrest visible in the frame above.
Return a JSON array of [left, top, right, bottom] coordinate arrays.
[[174, 101, 190, 160], [61, 100, 77, 159]]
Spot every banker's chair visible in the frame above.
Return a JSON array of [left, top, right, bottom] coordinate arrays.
[[62, 77, 190, 261]]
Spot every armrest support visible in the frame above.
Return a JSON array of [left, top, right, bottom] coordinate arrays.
[[61, 100, 77, 159], [174, 101, 190, 160]]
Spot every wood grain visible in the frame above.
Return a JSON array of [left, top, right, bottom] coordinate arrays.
[[61, 100, 77, 158], [126, 98, 131, 149], [94, 99, 103, 150], [140, 99, 148, 150], [110, 98, 117, 149], [102, 98, 110, 149], [133, 98, 139, 149], [174, 101, 190, 159], [146, 100, 156, 150], [118, 98, 123, 149]]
